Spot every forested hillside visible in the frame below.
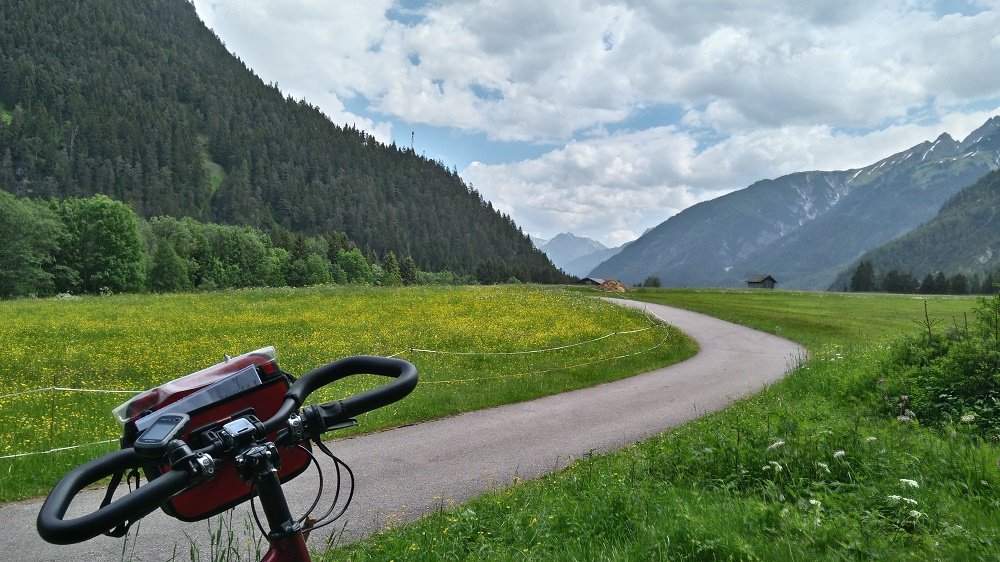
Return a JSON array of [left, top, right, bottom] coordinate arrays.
[[0, 0, 564, 282], [830, 169, 1000, 293]]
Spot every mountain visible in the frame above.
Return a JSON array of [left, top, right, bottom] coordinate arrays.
[[541, 233, 608, 264], [529, 232, 631, 277], [829, 168, 1000, 289], [0, 0, 564, 282], [536, 233, 608, 275], [567, 243, 628, 278], [593, 117, 1000, 288], [530, 235, 550, 248]]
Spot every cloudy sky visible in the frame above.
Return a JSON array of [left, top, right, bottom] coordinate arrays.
[[192, 0, 1000, 247]]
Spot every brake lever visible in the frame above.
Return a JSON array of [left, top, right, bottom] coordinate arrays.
[[326, 419, 358, 431], [280, 409, 358, 446]]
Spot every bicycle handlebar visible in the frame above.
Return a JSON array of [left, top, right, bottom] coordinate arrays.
[[285, 355, 418, 434], [37, 355, 417, 545], [36, 448, 190, 544]]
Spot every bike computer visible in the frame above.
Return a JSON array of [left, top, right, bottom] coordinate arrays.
[[133, 413, 190, 458]]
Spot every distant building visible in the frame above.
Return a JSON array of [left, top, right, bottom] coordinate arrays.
[[747, 274, 777, 289], [578, 277, 605, 286]]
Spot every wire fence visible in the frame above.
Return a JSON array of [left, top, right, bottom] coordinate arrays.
[[1, 307, 671, 460], [416, 331, 674, 386], [407, 326, 654, 356], [0, 386, 142, 401], [0, 438, 120, 460]]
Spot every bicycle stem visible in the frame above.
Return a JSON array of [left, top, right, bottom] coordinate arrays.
[[236, 444, 312, 561]]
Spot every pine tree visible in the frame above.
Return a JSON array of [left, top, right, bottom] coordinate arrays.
[[949, 273, 969, 295], [400, 255, 418, 286], [919, 272, 936, 294], [850, 260, 877, 292], [382, 251, 403, 286]]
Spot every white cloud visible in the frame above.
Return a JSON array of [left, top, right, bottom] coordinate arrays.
[[464, 127, 706, 244], [191, 0, 1000, 243], [464, 108, 1000, 245], [606, 229, 639, 247], [193, 1, 1000, 141], [192, 0, 398, 141]]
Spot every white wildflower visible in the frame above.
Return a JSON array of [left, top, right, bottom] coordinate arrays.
[[900, 479, 919, 488], [866, 436, 877, 443], [908, 510, 924, 518], [833, 450, 846, 458], [769, 460, 783, 472], [808, 499, 821, 507], [897, 415, 912, 422], [888, 495, 902, 502], [816, 461, 830, 473], [767, 440, 786, 451], [961, 414, 976, 423]]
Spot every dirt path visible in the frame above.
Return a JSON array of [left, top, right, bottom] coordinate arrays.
[[1, 299, 805, 561]]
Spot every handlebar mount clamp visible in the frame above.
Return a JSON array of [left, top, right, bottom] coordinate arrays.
[[234, 443, 282, 485], [165, 441, 216, 483], [285, 413, 306, 445]]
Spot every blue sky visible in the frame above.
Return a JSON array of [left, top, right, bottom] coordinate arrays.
[[193, 0, 1000, 247]]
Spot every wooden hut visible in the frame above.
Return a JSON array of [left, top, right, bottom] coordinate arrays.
[[747, 274, 777, 289]]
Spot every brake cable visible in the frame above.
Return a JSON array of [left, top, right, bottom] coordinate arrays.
[[301, 438, 355, 533]]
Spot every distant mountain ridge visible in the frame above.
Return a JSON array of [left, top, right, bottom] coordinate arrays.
[[532, 233, 629, 277], [566, 244, 628, 278], [592, 116, 1000, 288], [538, 233, 607, 272]]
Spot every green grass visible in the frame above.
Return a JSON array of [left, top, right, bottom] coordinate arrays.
[[625, 287, 978, 347], [198, 134, 226, 194], [0, 285, 695, 501], [320, 289, 999, 561]]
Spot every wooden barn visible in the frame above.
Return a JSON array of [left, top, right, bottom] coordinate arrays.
[[747, 274, 777, 289], [577, 277, 605, 286]]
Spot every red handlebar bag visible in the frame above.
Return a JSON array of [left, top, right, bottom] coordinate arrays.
[[118, 350, 311, 522]]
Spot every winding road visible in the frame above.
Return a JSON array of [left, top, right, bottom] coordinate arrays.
[[1, 298, 805, 561]]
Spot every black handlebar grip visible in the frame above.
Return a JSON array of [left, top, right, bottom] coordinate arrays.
[[272, 355, 417, 433], [337, 357, 417, 419], [37, 448, 190, 544]]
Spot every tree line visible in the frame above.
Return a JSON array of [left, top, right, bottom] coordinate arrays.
[[847, 259, 998, 295], [1, 192, 541, 299]]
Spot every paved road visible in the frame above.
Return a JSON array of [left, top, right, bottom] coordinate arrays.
[[1, 299, 805, 561]]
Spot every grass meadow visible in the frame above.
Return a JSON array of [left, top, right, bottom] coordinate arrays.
[[320, 289, 1000, 561], [0, 285, 694, 501]]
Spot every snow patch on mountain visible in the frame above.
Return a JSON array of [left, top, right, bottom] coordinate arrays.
[[976, 247, 994, 265]]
